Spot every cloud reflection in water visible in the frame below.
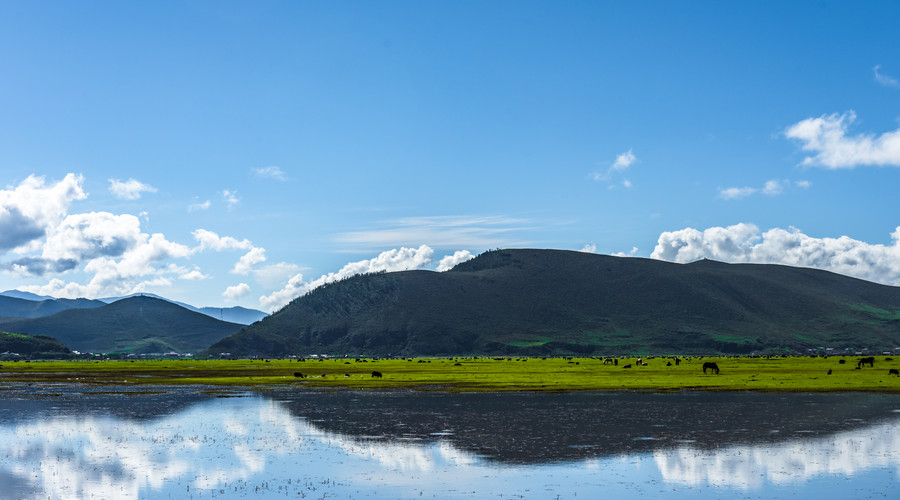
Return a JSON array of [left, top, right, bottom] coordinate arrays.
[[0, 390, 898, 499]]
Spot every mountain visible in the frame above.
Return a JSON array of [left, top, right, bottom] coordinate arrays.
[[0, 331, 71, 357], [0, 296, 244, 354], [206, 249, 900, 357], [0, 294, 106, 320], [0, 290, 55, 301], [99, 293, 267, 324]]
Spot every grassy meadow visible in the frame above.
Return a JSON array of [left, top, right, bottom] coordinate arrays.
[[2, 355, 900, 392]]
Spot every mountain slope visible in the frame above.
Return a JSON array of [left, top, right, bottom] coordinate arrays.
[[99, 293, 267, 324], [0, 331, 71, 357], [0, 295, 106, 320], [206, 249, 900, 357], [0, 296, 244, 354]]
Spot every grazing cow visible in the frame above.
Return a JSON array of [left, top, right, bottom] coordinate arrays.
[[838, 359, 846, 364], [371, 371, 383, 378], [293, 372, 304, 378], [889, 369, 900, 376], [857, 357, 875, 369], [702, 362, 720, 374], [667, 362, 672, 367], [623, 364, 632, 369], [602, 357, 615, 365]]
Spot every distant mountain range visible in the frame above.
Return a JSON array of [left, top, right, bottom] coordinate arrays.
[[0, 296, 244, 354], [206, 249, 900, 357], [0, 290, 267, 325]]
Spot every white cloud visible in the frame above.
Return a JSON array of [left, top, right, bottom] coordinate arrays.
[[612, 149, 636, 171], [784, 111, 900, 168], [232, 247, 266, 275], [591, 149, 637, 184], [252, 166, 287, 181], [874, 65, 899, 88], [253, 262, 303, 288], [3, 173, 193, 298], [718, 186, 757, 200], [0, 174, 86, 252], [222, 190, 240, 209], [192, 229, 253, 251], [436, 250, 474, 271], [179, 269, 208, 281], [612, 247, 639, 257], [188, 199, 211, 212], [334, 215, 530, 250], [223, 283, 251, 301], [108, 178, 157, 200], [717, 179, 808, 200], [579, 244, 597, 253], [650, 223, 900, 286], [259, 245, 435, 312]]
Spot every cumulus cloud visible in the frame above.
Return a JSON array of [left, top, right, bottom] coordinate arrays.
[[874, 65, 899, 88], [650, 223, 900, 286], [223, 283, 251, 301], [437, 250, 474, 271], [612, 247, 639, 257], [0, 174, 86, 251], [191, 229, 266, 275], [192, 229, 253, 251], [784, 111, 900, 168], [108, 178, 157, 200], [179, 269, 208, 281], [252, 166, 287, 181], [2, 173, 196, 298], [580, 244, 597, 253], [232, 247, 266, 275], [259, 245, 435, 312], [717, 179, 809, 200]]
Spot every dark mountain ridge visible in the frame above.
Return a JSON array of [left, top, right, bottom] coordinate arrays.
[[206, 249, 900, 357], [0, 296, 244, 354]]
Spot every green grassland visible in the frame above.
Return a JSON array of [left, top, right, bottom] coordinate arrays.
[[2, 356, 899, 392]]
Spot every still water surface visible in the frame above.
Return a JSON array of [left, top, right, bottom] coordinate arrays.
[[0, 386, 897, 499]]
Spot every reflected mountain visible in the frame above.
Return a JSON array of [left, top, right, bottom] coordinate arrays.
[[268, 390, 900, 463], [0, 388, 898, 499]]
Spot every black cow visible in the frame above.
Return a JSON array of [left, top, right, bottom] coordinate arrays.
[[293, 372, 304, 378], [371, 371, 383, 378], [702, 362, 720, 374], [858, 357, 875, 368], [889, 369, 899, 376]]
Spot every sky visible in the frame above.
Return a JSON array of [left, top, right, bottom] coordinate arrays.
[[1, 0, 900, 312]]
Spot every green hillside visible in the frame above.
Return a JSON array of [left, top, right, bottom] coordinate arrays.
[[0, 331, 71, 357], [0, 295, 105, 320], [206, 249, 900, 357], [0, 296, 244, 354]]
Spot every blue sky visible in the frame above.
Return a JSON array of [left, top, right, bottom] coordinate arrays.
[[2, 1, 900, 312]]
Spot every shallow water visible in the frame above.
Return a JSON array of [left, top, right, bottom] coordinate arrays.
[[0, 386, 898, 499]]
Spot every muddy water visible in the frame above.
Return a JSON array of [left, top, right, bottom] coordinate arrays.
[[0, 386, 897, 499]]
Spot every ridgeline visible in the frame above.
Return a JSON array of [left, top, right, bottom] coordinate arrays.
[[206, 249, 900, 357]]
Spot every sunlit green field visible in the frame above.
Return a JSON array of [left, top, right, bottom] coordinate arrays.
[[1, 356, 899, 392]]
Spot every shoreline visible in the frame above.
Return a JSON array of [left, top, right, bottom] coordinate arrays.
[[2, 356, 899, 393]]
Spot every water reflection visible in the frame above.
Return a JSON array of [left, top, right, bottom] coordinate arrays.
[[0, 386, 897, 499]]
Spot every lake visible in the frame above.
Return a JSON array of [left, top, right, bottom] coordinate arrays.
[[0, 385, 898, 499]]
